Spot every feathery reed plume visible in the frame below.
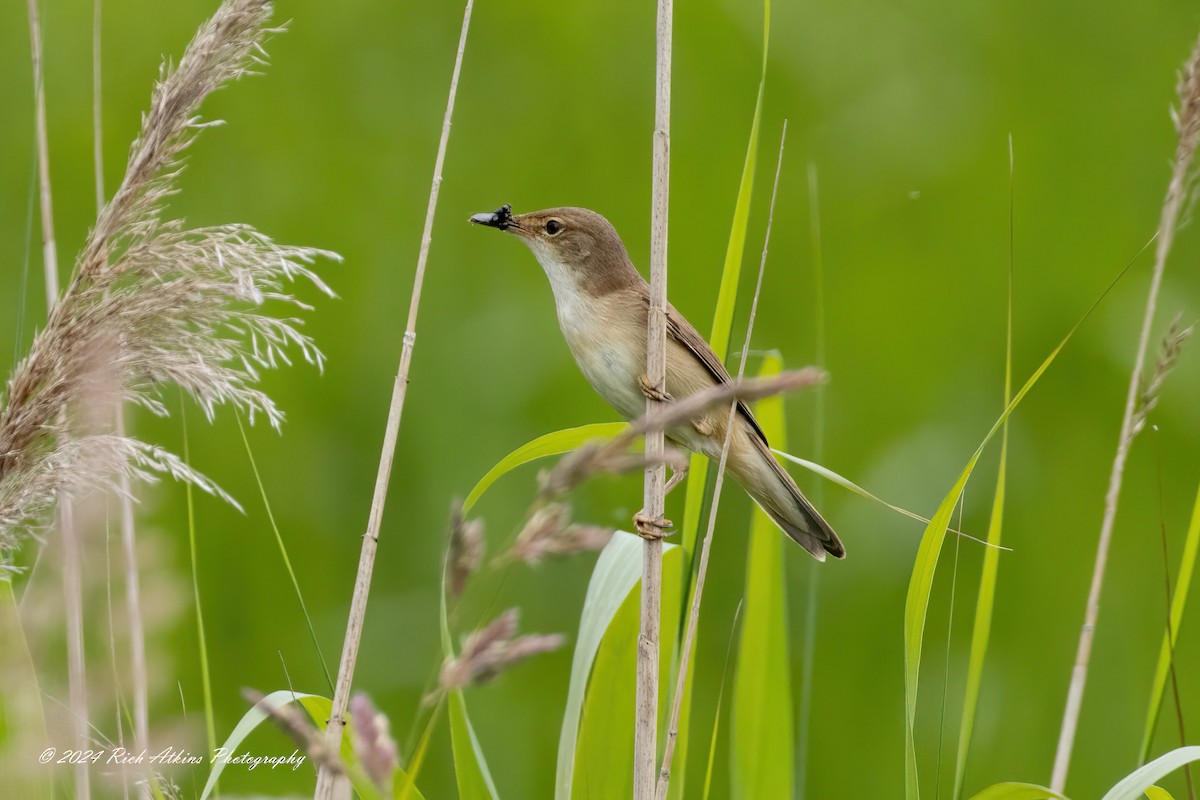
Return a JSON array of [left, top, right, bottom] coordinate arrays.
[[503, 503, 613, 564], [0, 0, 336, 549], [438, 608, 565, 691], [447, 501, 484, 598], [350, 693, 400, 792], [1051, 28, 1200, 791]]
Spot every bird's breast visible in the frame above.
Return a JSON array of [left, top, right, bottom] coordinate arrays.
[[556, 295, 647, 421]]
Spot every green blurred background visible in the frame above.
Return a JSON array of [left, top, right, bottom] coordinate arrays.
[[3, 0, 1200, 796]]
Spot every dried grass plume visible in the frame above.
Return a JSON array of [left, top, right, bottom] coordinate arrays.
[[0, 0, 336, 548]]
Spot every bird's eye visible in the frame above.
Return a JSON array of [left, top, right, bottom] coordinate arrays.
[[546, 219, 563, 235]]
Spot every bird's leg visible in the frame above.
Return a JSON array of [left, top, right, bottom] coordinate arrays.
[[662, 460, 689, 496], [633, 462, 687, 539], [639, 373, 673, 403]]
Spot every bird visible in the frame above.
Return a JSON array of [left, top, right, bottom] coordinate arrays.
[[470, 204, 843, 561]]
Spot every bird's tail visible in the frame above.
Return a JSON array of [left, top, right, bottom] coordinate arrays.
[[730, 436, 845, 561]]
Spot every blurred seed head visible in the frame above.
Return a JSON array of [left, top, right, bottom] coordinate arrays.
[[505, 503, 613, 564], [350, 693, 399, 791], [447, 501, 485, 598], [439, 608, 565, 691]]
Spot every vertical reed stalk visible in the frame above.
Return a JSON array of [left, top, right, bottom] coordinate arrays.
[[91, 1, 150, 787], [27, 2, 91, 797], [655, 121, 787, 800], [635, 0, 673, 795], [312, 2, 475, 797], [1050, 29, 1200, 792]]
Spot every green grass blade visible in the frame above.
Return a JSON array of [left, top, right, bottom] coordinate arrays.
[[568, 537, 681, 799], [676, 4, 771, 789], [464, 423, 628, 513], [731, 354, 793, 799], [967, 784, 1069, 800], [448, 690, 500, 800], [555, 531, 643, 799], [702, 602, 743, 800], [904, 237, 1152, 798], [1102, 746, 1200, 800], [1139, 482, 1200, 763], [0, 576, 51, 799], [439, 561, 500, 799], [1143, 787, 1176, 800], [954, 145, 1015, 799], [906, 324, 1086, 798], [235, 415, 334, 692], [182, 408, 218, 765]]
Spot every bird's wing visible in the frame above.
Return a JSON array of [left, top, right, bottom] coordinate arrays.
[[665, 304, 770, 446]]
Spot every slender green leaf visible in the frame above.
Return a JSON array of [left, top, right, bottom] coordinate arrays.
[[235, 414, 333, 692], [569, 536, 681, 799], [901, 236, 1153, 797], [676, 5, 771, 791], [555, 531, 643, 799], [1143, 787, 1175, 800], [0, 576, 50, 799], [702, 603, 743, 800], [732, 354, 793, 799], [1139, 482, 1200, 762], [1102, 746, 1200, 800], [448, 690, 500, 800], [464, 423, 627, 513], [440, 567, 500, 800], [955, 160, 1015, 799], [182, 407, 217, 761], [906, 322, 1083, 799], [967, 783, 1069, 800]]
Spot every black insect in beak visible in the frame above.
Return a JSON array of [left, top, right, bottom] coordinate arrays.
[[469, 203, 516, 230]]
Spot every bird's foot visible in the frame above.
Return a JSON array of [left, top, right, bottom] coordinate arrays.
[[639, 373, 673, 403], [633, 510, 673, 540]]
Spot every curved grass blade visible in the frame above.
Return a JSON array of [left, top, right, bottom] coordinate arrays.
[[1139, 482, 1200, 763], [905, 238, 1153, 799], [967, 784, 1069, 800], [1102, 746, 1200, 800], [465, 423, 627, 514], [439, 564, 500, 799], [199, 690, 409, 800], [556, 531, 643, 799], [731, 354, 793, 799], [563, 534, 680, 799], [1143, 787, 1176, 800], [955, 142, 1016, 799]]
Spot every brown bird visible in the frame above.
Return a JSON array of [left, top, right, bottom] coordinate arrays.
[[471, 204, 843, 561]]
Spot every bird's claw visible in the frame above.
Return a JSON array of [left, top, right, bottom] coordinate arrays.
[[633, 510, 673, 540], [639, 374, 673, 403]]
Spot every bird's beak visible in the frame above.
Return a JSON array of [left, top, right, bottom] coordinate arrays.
[[469, 203, 522, 233]]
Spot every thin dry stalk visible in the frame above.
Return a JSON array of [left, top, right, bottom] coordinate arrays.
[[91, 0, 150, 780], [312, 2, 476, 797], [655, 121, 788, 800], [1050, 29, 1200, 791], [635, 0, 673, 792], [26, 1, 91, 796]]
